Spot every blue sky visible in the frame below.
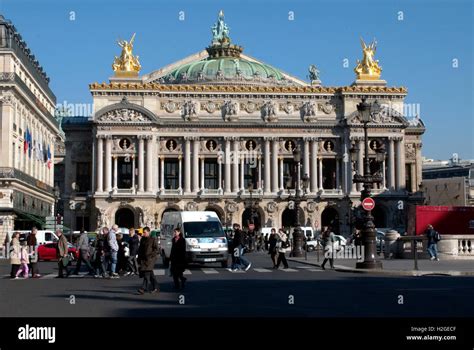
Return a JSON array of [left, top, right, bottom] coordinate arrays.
[[0, 0, 472, 160]]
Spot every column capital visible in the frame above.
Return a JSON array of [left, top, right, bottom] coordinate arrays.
[[105, 135, 113, 140], [224, 136, 236, 141], [138, 135, 147, 141], [145, 135, 154, 141], [96, 134, 107, 140]]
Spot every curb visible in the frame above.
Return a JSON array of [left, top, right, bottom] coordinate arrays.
[[287, 258, 474, 276]]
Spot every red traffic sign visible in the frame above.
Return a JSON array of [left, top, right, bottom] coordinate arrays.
[[362, 197, 375, 211]]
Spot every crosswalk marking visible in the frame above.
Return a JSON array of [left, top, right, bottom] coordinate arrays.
[[253, 268, 272, 273], [202, 268, 219, 274], [43, 274, 57, 279], [280, 268, 298, 272], [153, 269, 166, 276], [308, 268, 323, 272], [295, 266, 312, 269], [184, 269, 192, 275]]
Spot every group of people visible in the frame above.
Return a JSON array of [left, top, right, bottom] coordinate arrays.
[[8, 228, 41, 279]]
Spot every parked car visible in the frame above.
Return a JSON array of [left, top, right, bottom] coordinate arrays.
[[37, 242, 79, 261], [306, 235, 347, 252]]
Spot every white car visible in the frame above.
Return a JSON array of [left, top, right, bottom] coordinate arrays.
[[306, 235, 347, 252]]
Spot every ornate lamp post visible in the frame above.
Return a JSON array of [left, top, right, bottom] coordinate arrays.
[[53, 186, 60, 233], [353, 98, 383, 269], [290, 145, 310, 258]]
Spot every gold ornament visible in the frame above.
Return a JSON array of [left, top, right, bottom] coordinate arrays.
[[112, 33, 141, 77], [354, 37, 382, 80]]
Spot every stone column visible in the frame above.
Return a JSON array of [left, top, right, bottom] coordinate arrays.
[[388, 137, 395, 190], [357, 139, 364, 191], [201, 157, 205, 190], [218, 156, 222, 191], [382, 159, 387, 189], [411, 163, 417, 193], [303, 138, 310, 177], [318, 157, 323, 190], [415, 143, 422, 191], [138, 136, 145, 192], [279, 157, 284, 191], [184, 137, 191, 193], [160, 156, 165, 191], [105, 136, 112, 192], [310, 138, 318, 193], [335, 158, 340, 190], [271, 138, 279, 193], [96, 136, 103, 192], [146, 136, 154, 192], [264, 138, 271, 194], [258, 155, 262, 191], [232, 138, 239, 193], [113, 155, 118, 191], [396, 137, 405, 191], [193, 138, 200, 193], [225, 137, 231, 193]]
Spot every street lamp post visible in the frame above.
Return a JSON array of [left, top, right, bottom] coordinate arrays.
[[353, 98, 383, 269], [53, 186, 60, 233], [290, 145, 310, 258]]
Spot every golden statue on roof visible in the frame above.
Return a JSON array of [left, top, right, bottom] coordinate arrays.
[[112, 33, 141, 77], [354, 37, 382, 80]]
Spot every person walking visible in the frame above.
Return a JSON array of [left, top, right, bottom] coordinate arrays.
[[108, 224, 120, 278], [9, 232, 21, 279], [268, 229, 279, 268], [93, 229, 108, 278], [170, 228, 187, 290], [56, 229, 70, 278], [321, 226, 335, 270], [275, 228, 289, 269], [137, 227, 159, 294], [73, 231, 94, 275], [27, 227, 41, 278], [126, 228, 139, 275], [228, 223, 251, 271], [425, 224, 441, 261], [15, 241, 30, 279]]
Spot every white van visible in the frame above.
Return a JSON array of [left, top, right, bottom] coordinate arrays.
[[160, 211, 229, 268], [6, 230, 59, 245]]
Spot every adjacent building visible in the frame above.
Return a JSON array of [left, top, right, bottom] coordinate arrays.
[[0, 15, 62, 242], [61, 12, 425, 235]]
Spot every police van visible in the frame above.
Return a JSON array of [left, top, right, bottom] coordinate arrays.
[[160, 211, 229, 268]]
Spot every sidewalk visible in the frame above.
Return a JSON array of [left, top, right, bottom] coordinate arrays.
[[288, 255, 474, 276]]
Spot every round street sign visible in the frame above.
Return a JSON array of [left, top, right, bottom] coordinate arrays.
[[362, 197, 376, 211]]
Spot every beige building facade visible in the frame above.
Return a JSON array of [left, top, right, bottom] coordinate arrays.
[[62, 13, 425, 236], [0, 15, 62, 242]]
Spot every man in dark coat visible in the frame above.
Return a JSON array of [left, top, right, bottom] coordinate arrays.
[[170, 228, 187, 290], [56, 229, 70, 278], [425, 224, 440, 261], [137, 227, 159, 294], [27, 227, 40, 278], [126, 228, 139, 275]]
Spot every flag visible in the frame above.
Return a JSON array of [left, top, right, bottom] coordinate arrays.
[[47, 145, 52, 169], [23, 129, 28, 154], [27, 129, 32, 158]]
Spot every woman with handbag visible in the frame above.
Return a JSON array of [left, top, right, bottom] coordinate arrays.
[[275, 228, 290, 269], [268, 228, 279, 269], [321, 226, 335, 270], [170, 228, 187, 290], [9, 232, 21, 278]]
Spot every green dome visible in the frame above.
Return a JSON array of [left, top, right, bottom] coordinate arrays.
[[160, 56, 290, 85]]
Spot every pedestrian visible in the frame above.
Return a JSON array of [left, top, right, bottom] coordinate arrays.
[[15, 241, 30, 279], [126, 228, 139, 276], [228, 223, 251, 271], [275, 228, 290, 269], [137, 226, 159, 294], [116, 233, 128, 274], [56, 229, 70, 278], [27, 227, 40, 278], [170, 228, 187, 290], [73, 231, 94, 275], [93, 229, 108, 278], [425, 224, 441, 261], [268, 228, 279, 268], [108, 224, 120, 278], [9, 232, 21, 279], [321, 226, 335, 270]]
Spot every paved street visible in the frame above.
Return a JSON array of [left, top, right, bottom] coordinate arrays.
[[2, 252, 474, 318]]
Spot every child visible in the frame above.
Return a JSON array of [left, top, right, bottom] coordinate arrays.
[[15, 241, 30, 279]]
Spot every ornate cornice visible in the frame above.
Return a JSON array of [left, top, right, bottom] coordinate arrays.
[[89, 82, 407, 95]]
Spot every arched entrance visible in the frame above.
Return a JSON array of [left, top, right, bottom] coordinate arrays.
[[115, 207, 135, 229], [372, 205, 387, 229], [205, 206, 224, 222], [281, 207, 304, 230], [241, 208, 262, 231], [321, 207, 340, 234]]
